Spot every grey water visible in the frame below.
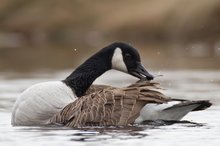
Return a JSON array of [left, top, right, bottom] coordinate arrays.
[[0, 70, 220, 146]]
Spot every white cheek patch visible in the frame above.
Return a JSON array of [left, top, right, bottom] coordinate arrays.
[[111, 47, 128, 72]]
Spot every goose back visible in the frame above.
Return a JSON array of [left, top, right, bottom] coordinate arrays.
[[49, 81, 169, 127]]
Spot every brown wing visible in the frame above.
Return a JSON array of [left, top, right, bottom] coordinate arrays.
[[49, 81, 169, 127], [85, 84, 114, 95], [86, 81, 161, 95]]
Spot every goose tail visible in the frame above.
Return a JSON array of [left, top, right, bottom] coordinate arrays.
[[164, 99, 212, 112], [136, 99, 212, 123], [191, 100, 212, 111]]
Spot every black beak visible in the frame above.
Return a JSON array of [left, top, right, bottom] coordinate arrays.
[[129, 62, 154, 81]]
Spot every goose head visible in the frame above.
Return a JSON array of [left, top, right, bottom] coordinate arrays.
[[65, 42, 154, 97], [110, 42, 154, 80]]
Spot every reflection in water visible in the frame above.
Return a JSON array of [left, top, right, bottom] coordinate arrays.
[[141, 120, 204, 127], [68, 121, 205, 142], [11, 120, 205, 143]]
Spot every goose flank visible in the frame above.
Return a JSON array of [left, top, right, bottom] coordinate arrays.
[[48, 81, 212, 127], [48, 81, 169, 127]]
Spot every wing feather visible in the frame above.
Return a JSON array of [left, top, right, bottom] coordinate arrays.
[[49, 81, 169, 127]]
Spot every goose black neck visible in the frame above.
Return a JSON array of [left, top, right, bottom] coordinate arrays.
[[64, 48, 113, 97]]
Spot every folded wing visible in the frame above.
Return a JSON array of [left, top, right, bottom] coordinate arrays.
[[49, 81, 169, 127]]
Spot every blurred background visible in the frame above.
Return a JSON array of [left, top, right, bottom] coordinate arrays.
[[0, 0, 220, 72], [1, 2, 220, 145]]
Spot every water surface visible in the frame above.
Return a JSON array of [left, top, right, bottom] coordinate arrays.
[[0, 70, 220, 146]]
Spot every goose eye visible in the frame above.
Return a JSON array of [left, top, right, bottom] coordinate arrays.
[[125, 53, 132, 58]]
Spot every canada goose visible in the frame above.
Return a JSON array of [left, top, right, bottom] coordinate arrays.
[[11, 42, 154, 126], [48, 81, 211, 127]]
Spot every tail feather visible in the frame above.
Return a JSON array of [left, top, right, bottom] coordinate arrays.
[[191, 100, 212, 111], [164, 99, 212, 112], [136, 99, 212, 122]]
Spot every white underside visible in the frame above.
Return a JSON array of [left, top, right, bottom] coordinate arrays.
[[11, 81, 76, 126], [135, 101, 199, 123]]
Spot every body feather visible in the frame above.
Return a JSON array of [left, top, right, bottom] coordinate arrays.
[[49, 81, 169, 127]]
